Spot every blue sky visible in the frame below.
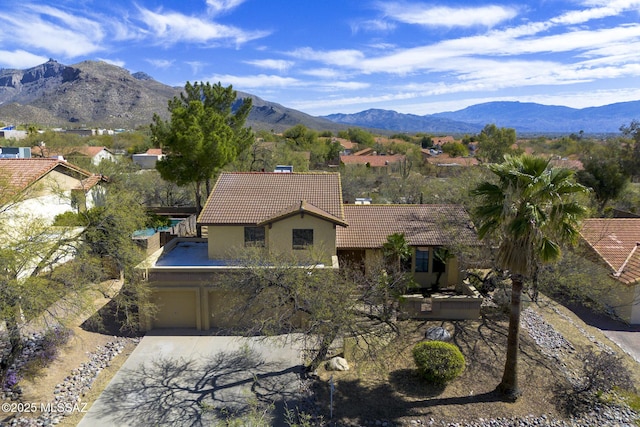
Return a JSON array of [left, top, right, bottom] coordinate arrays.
[[1, 0, 640, 116]]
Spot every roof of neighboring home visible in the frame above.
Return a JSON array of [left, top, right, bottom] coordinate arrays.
[[335, 138, 356, 150], [0, 158, 105, 197], [337, 204, 477, 249], [353, 147, 374, 156], [146, 148, 163, 156], [424, 154, 479, 166], [580, 218, 640, 285], [198, 172, 345, 225], [31, 145, 112, 158], [340, 154, 406, 167]]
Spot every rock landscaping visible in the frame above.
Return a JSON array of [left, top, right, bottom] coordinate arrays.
[[1, 336, 137, 427]]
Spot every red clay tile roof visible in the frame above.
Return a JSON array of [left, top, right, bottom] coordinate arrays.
[[258, 200, 348, 227], [353, 148, 374, 156], [31, 145, 111, 158], [146, 148, 163, 156], [198, 172, 345, 225], [580, 218, 640, 285], [340, 154, 406, 167], [337, 204, 477, 249], [0, 158, 94, 196]]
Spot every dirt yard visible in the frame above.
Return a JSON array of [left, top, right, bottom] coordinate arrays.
[[314, 296, 640, 425], [3, 294, 639, 426]]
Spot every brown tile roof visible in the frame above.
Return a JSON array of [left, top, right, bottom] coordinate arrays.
[[0, 158, 94, 196], [146, 148, 163, 156], [198, 172, 345, 225], [580, 218, 640, 285], [337, 204, 477, 249], [31, 145, 111, 158], [353, 147, 374, 156], [258, 200, 348, 227], [340, 154, 406, 167]]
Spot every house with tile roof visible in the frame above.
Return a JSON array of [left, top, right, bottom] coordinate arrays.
[[31, 145, 116, 166], [0, 158, 108, 224], [138, 171, 478, 330], [340, 154, 406, 169], [580, 218, 640, 324]]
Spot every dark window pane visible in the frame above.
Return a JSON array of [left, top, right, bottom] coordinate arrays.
[[292, 229, 313, 249], [244, 226, 265, 247]]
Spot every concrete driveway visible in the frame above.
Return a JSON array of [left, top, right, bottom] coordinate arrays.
[[78, 331, 307, 427], [567, 304, 640, 363]]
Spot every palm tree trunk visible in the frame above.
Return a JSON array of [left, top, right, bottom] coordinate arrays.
[[496, 273, 523, 401]]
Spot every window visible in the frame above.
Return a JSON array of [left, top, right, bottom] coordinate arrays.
[[415, 249, 429, 272], [244, 226, 265, 247], [292, 229, 313, 249]]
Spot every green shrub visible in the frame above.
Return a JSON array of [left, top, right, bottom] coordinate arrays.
[[412, 340, 465, 384]]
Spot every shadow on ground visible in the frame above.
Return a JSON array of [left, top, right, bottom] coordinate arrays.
[[92, 346, 305, 427]]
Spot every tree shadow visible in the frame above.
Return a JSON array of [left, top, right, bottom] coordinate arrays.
[[88, 347, 305, 427], [80, 298, 142, 337]]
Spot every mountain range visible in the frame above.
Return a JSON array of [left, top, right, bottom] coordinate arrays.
[[1, 60, 638, 134]]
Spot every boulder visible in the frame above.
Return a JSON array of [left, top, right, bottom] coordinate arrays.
[[325, 356, 349, 371], [424, 326, 451, 342]]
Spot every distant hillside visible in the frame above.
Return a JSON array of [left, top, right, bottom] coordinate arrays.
[[324, 101, 640, 134], [432, 101, 640, 133], [2, 60, 638, 134], [324, 109, 483, 133], [0, 60, 342, 132]]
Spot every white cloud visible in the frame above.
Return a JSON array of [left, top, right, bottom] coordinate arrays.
[[351, 19, 396, 33], [287, 48, 364, 66], [206, 0, 247, 14], [206, 74, 301, 88], [99, 58, 126, 67], [186, 61, 206, 75], [244, 59, 294, 72], [137, 6, 270, 46], [146, 59, 174, 69], [0, 5, 106, 57], [378, 3, 518, 28], [0, 50, 49, 69]]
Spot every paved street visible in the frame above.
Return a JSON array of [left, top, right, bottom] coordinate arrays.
[[78, 332, 306, 427]]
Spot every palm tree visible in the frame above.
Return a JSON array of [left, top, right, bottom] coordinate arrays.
[[471, 154, 587, 400], [382, 232, 411, 274]]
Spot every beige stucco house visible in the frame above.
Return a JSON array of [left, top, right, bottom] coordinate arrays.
[[580, 218, 640, 324], [0, 158, 107, 225], [139, 172, 478, 330]]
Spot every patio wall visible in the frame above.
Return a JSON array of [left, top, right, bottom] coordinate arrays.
[[398, 282, 482, 320]]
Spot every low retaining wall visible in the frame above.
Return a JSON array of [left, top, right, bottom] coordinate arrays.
[[399, 283, 482, 320]]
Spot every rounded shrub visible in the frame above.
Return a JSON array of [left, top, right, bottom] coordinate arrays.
[[412, 340, 465, 384]]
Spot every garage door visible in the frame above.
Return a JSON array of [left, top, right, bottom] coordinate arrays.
[[152, 290, 198, 329]]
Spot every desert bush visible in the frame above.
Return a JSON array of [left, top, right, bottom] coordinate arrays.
[[555, 348, 636, 415], [412, 340, 465, 384]]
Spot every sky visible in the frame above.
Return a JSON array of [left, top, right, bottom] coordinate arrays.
[[1, 0, 640, 116]]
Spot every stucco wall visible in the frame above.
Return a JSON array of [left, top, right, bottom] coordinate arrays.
[[269, 215, 336, 263], [207, 215, 337, 263]]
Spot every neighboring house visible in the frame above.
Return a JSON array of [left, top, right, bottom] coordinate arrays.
[[340, 154, 406, 169], [0, 158, 108, 225], [0, 146, 31, 158], [31, 145, 116, 166], [0, 127, 28, 141], [138, 172, 478, 330], [580, 218, 640, 324], [132, 148, 165, 169]]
